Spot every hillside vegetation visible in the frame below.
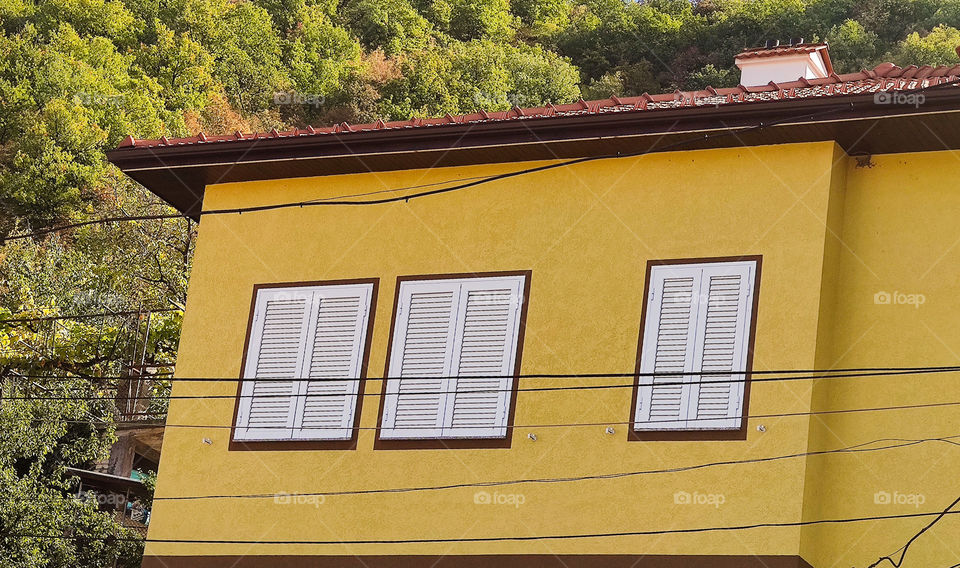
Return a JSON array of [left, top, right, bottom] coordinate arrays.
[[1, 0, 959, 566]]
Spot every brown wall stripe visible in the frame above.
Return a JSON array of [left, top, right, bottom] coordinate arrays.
[[141, 554, 814, 568]]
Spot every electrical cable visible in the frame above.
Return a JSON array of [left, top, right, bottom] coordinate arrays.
[[8, 80, 954, 244], [7, 508, 960, 545], [0, 213, 187, 243], [3, 367, 959, 401], [3, 79, 959, 240], [0, 308, 180, 324], [151, 433, 960, 501], [194, 107, 853, 215], [7, 364, 960, 382], [77, 399, 960, 431], [865, 493, 960, 568]]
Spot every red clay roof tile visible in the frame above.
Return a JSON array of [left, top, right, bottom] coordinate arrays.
[[116, 62, 960, 150], [735, 43, 826, 59]]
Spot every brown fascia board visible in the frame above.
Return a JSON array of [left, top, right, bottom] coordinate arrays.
[[107, 89, 960, 218]]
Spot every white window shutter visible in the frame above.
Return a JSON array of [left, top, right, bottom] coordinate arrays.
[[445, 279, 524, 438], [235, 284, 373, 442], [380, 283, 461, 439], [381, 275, 526, 440], [634, 260, 756, 432], [235, 289, 313, 440], [293, 284, 374, 440], [688, 265, 754, 430], [634, 269, 701, 430]]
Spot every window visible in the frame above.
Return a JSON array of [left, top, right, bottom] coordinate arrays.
[[379, 274, 528, 440], [234, 282, 375, 442], [633, 259, 758, 433]]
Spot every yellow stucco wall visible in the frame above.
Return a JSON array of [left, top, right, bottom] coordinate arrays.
[[799, 151, 960, 566], [145, 141, 959, 564]]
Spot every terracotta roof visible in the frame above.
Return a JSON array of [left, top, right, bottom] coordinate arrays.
[[117, 62, 960, 151], [735, 42, 828, 60]]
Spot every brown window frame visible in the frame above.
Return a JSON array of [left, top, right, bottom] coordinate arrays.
[[628, 256, 762, 442], [374, 270, 532, 450], [228, 278, 380, 451]]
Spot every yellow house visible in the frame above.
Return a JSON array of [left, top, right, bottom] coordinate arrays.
[[109, 43, 960, 568]]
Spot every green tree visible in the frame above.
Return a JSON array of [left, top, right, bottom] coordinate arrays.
[[134, 23, 218, 118], [928, 0, 960, 29], [284, 4, 364, 122], [32, 0, 140, 44], [825, 19, 881, 73], [682, 63, 737, 90], [379, 40, 579, 118], [342, 0, 432, 55], [854, 0, 942, 44], [156, 0, 290, 113], [0, 381, 144, 568], [446, 0, 516, 40], [0, 24, 165, 231], [512, 0, 570, 34], [890, 24, 960, 66]]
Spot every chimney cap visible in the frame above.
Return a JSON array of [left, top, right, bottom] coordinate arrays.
[[735, 42, 834, 87]]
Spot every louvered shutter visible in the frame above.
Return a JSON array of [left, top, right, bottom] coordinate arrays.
[[635, 268, 701, 430], [445, 279, 524, 438], [634, 261, 756, 431], [235, 289, 313, 440], [235, 283, 373, 442], [293, 284, 374, 440], [381, 275, 525, 440], [688, 264, 753, 430], [380, 282, 461, 439]]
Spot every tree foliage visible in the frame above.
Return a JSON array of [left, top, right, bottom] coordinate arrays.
[[0, 379, 146, 567], [2, 0, 960, 566]]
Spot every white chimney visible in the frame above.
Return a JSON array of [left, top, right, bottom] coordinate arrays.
[[735, 40, 834, 87]]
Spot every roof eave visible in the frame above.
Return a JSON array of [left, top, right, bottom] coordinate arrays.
[[107, 88, 960, 218]]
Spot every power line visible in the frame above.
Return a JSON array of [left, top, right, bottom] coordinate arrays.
[[9, 76, 960, 245], [3, 79, 959, 241], [2, 372, 174, 380], [8, 364, 960, 382], [865, 493, 960, 568], [0, 102, 860, 243], [0, 308, 180, 324], [0, 213, 187, 243], [3, 367, 959, 401], [184, 107, 855, 216], [84, 399, 960, 430], [8, 509, 960, 545], [152, 434, 960, 501], [45, 397, 960, 427], [183, 76, 960, 218], [302, 175, 497, 204]]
